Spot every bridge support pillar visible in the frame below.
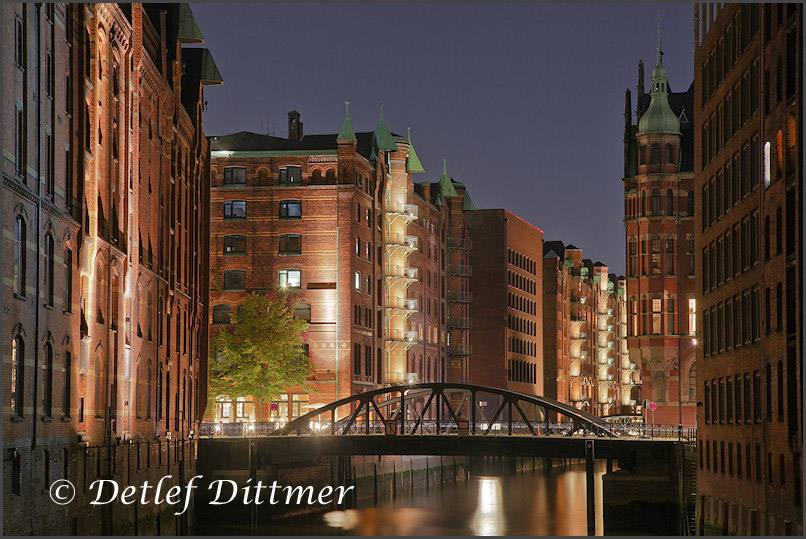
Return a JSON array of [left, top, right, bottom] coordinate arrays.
[[607, 457, 613, 473], [586, 440, 595, 536]]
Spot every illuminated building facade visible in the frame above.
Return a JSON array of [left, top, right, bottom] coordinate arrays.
[[693, 3, 802, 535], [623, 30, 697, 427], [207, 108, 474, 422], [3, 3, 218, 535], [543, 243, 636, 417]]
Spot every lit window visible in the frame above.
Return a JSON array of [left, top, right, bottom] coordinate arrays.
[[689, 298, 696, 335], [279, 166, 302, 185], [763, 141, 771, 187], [354, 271, 361, 291], [278, 269, 301, 289]]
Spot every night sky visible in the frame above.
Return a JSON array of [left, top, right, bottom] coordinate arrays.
[[190, 2, 695, 276]]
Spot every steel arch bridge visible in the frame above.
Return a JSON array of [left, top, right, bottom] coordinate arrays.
[[271, 383, 613, 437]]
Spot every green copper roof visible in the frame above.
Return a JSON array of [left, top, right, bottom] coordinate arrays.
[[637, 16, 680, 136], [177, 4, 204, 44], [337, 101, 357, 143], [438, 160, 458, 198], [462, 190, 476, 211], [374, 104, 398, 152], [406, 128, 425, 173], [195, 48, 223, 85]]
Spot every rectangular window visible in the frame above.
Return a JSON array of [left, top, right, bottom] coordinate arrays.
[[223, 200, 246, 219], [223, 235, 246, 255], [726, 377, 733, 422], [223, 167, 246, 185], [354, 271, 361, 291], [16, 108, 25, 175], [735, 374, 743, 422], [279, 200, 301, 219], [279, 234, 301, 255], [744, 372, 752, 421], [222, 270, 246, 291], [278, 269, 301, 289]]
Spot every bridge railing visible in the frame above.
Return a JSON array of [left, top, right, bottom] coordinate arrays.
[[199, 420, 696, 441]]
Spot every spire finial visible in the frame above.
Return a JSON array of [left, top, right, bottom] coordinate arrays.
[[407, 126, 411, 138], [656, 9, 662, 64], [345, 100, 350, 115], [443, 159, 447, 174]]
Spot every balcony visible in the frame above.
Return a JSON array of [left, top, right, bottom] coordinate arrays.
[[386, 265, 418, 284], [447, 291, 472, 303], [386, 328, 418, 343], [447, 317, 473, 329], [448, 264, 473, 277], [448, 344, 473, 356], [386, 202, 418, 221], [386, 296, 418, 314], [447, 237, 472, 250], [385, 233, 418, 254]]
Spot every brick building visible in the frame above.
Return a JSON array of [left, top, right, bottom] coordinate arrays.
[[693, 3, 802, 535], [3, 3, 219, 534], [466, 209, 544, 407], [207, 107, 474, 422], [542, 242, 636, 418], [622, 29, 697, 427]]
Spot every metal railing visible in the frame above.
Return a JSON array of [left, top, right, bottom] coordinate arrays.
[[199, 420, 696, 441], [447, 291, 472, 303]]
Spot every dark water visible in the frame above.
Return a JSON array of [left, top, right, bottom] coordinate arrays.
[[220, 461, 607, 536]]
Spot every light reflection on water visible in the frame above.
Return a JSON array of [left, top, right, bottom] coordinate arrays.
[[260, 461, 607, 536]]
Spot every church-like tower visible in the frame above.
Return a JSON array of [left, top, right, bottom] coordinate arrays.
[[623, 25, 697, 426]]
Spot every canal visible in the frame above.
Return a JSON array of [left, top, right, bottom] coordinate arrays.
[[200, 460, 608, 536]]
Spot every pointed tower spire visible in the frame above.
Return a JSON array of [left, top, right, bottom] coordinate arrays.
[[373, 103, 398, 151], [637, 11, 680, 135], [337, 100, 357, 143], [406, 127, 425, 173], [437, 159, 458, 199]]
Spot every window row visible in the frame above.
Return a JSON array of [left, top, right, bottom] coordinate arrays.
[[223, 199, 302, 220], [353, 304, 373, 329], [353, 344, 381, 382], [507, 271, 536, 295], [701, 211, 759, 294], [701, 62, 759, 167], [626, 236, 679, 278], [12, 218, 73, 311], [701, 136, 760, 230], [700, 4, 759, 106], [507, 314, 537, 337], [702, 287, 761, 358], [507, 292, 536, 316], [213, 302, 311, 326], [637, 143, 678, 166], [355, 202, 373, 228], [509, 336, 537, 358], [507, 249, 536, 275], [222, 165, 332, 186], [628, 296, 678, 336], [354, 236, 373, 261], [507, 359, 537, 384], [625, 190, 693, 220], [353, 271, 372, 295]]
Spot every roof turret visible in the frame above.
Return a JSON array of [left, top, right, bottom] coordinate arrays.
[[406, 127, 425, 173], [637, 13, 681, 136], [336, 100, 357, 143], [438, 160, 458, 198], [373, 103, 398, 151]]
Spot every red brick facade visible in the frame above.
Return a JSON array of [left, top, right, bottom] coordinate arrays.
[[694, 3, 802, 535], [3, 3, 218, 534]]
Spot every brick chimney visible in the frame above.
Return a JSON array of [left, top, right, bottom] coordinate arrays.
[[288, 110, 303, 141]]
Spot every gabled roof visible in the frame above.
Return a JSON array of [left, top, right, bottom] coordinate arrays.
[[543, 240, 566, 256]]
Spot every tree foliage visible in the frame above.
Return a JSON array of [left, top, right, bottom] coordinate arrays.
[[209, 293, 313, 405]]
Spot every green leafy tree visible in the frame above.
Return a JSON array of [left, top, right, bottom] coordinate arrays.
[[209, 293, 313, 410]]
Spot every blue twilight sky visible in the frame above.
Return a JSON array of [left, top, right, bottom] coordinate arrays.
[[190, 2, 696, 276]]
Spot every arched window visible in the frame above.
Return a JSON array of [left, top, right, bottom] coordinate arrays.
[[666, 190, 674, 216], [641, 191, 647, 216], [14, 216, 26, 296], [293, 302, 311, 321], [43, 342, 53, 417], [766, 363, 772, 420], [777, 360, 784, 420], [311, 169, 322, 183], [689, 363, 697, 401], [45, 233, 54, 305], [325, 168, 336, 181], [650, 143, 661, 163], [652, 190, 660, 216], [11, 336, 25, 416], [639, 145, 646, 165], [146, 360, 153, 419], [135, 362, 142, 418], [212, 305, 232, 325], [96, 262, 105, 324], [146, 292, 152, 341], [666, 143, 675, 163]]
